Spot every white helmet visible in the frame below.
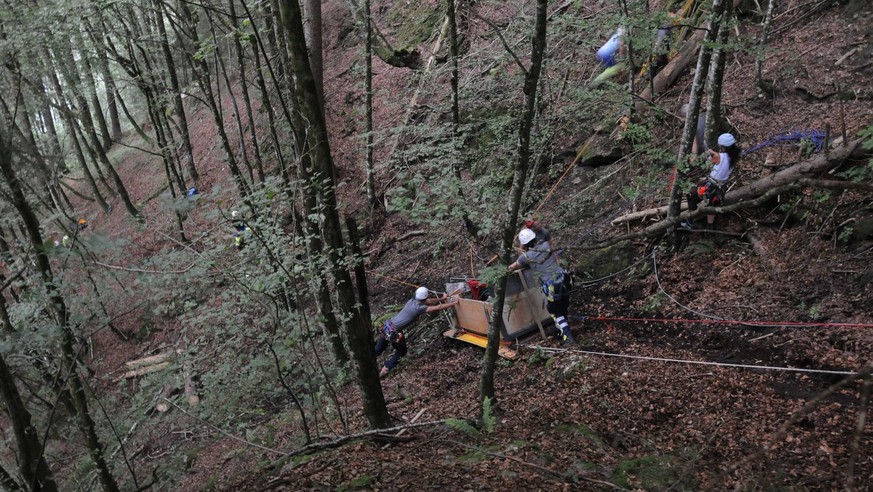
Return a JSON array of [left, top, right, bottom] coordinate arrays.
[[231, 210, 239, 219], [717, 133, 736, 147], [518, 228, 536, 246], [415, 286, 429, 300]]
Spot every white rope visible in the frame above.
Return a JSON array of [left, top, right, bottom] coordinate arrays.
[[526, 345, 860, 376], [653, 247, 725, 320]]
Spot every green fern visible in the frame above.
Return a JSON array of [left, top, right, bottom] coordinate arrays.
[[444, 418, 479, 437], [482, 396, 496, 433]]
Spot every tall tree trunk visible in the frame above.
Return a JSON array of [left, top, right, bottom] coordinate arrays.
[[0, 135, 120, 492], [364, 0, 376, 206], [154, 0, 199, 182], [75, 30, 113, 152], [446, 0, 464, 180], [667, 0, 726, 220], [480, 0, 548, 409], [303, 0, 324, 106], [279, 0, 390, 429], [174, 0, 253, 198], [247, 16, 289, 188], [86, 20, 123, 140], [229, 0, 265, 182], [755, 0, 775, 95], [43, 53, 111, 213], [56, 47, 140, 218], [0, 298, 59, 492], [203, 6, 257, 185], [704, 0, 733, 149]]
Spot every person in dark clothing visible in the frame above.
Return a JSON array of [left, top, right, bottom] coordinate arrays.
[[682, 133, 742, 230], [508, 228, 576, 345], [375, 286, 459, 377]]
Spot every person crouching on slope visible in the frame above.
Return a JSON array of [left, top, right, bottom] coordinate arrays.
[[509, 228, 576, 345], [375, 286, 459, 378], [682, 133, 742, 230]]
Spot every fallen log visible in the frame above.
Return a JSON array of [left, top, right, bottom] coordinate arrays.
[[634, 0, 745, 113], [609, 139, 871, 225], [121, 362, 170, 380], [125, 351, 175, 370]]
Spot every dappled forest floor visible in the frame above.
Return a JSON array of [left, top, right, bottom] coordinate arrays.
[[54, 0, 873, 490]]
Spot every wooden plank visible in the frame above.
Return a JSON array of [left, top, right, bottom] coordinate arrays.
[[453, 298, 491, 335]]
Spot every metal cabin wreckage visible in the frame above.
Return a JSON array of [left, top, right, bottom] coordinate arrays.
[[443, 270, 554, 360]]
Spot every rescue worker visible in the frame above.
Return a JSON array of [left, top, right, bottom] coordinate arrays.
[[231, 210, 248, 249], [375, 286, 459, 378], [682, 133, 741, 230], [509, 228, 576, 345]]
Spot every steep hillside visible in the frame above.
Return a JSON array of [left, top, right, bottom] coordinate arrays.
[[48, 0, 872, 490]]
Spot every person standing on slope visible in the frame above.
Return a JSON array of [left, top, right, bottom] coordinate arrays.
[[509, 228, 576, 345]]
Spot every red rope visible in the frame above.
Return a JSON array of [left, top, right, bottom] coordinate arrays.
[[590, 316, 873, 329]]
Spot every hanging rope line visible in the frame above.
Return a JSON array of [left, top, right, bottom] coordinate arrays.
[[526, 345, 861, 376], [652, 248, 725, 320], [587, 315, 873, 330]]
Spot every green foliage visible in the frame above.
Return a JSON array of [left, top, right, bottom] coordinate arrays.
[[610, 454, 686, 490], [338, 475, 376, 491], [643, 292, 665, 312], [444, 418, 479, 437], [481, 396, 496, 433]]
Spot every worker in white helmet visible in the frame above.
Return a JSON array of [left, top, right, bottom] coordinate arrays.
[[230, 210, 249, 249], [682, 133, 742, 230], [509, 227, 576, 345], [375, 285, 459, 378]]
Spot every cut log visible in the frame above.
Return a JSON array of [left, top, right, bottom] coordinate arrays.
[[125, 351, 174, 370], [155, 385, 174, 413], [121, 362, 170, 380]]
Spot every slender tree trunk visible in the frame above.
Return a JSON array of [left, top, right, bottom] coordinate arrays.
[[480, 0, 548, 408], [248, 23, 289, 188], [755, 0, 775, 94], [86, 20, 123, 140], [0, 136, 119, 492], [203, 7, 256, 185], [43, 53, 111, 212], [229, 0, 265, 182], [0, 299, 59, 492], [279, 0, 390, 429], [76, 30, 113, 152], [59, 48, 140, 218], [303, 0, 324, 106], [174, 0, 253, 198], [704, 0, 733, 149], [154, 0, 198, 182], [667, 0, 726, 219], [446, 0, 465, 175], [364, 0, 376, 206]]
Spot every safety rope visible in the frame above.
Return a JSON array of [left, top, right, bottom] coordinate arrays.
[[526, 345, 861, 376], [587, 315, 873, 330]]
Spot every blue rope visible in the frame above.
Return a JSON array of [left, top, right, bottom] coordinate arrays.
[[743, 129, 827, 156]]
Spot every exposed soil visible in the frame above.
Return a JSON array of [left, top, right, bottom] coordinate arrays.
[[48, 0, 873, 490]]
